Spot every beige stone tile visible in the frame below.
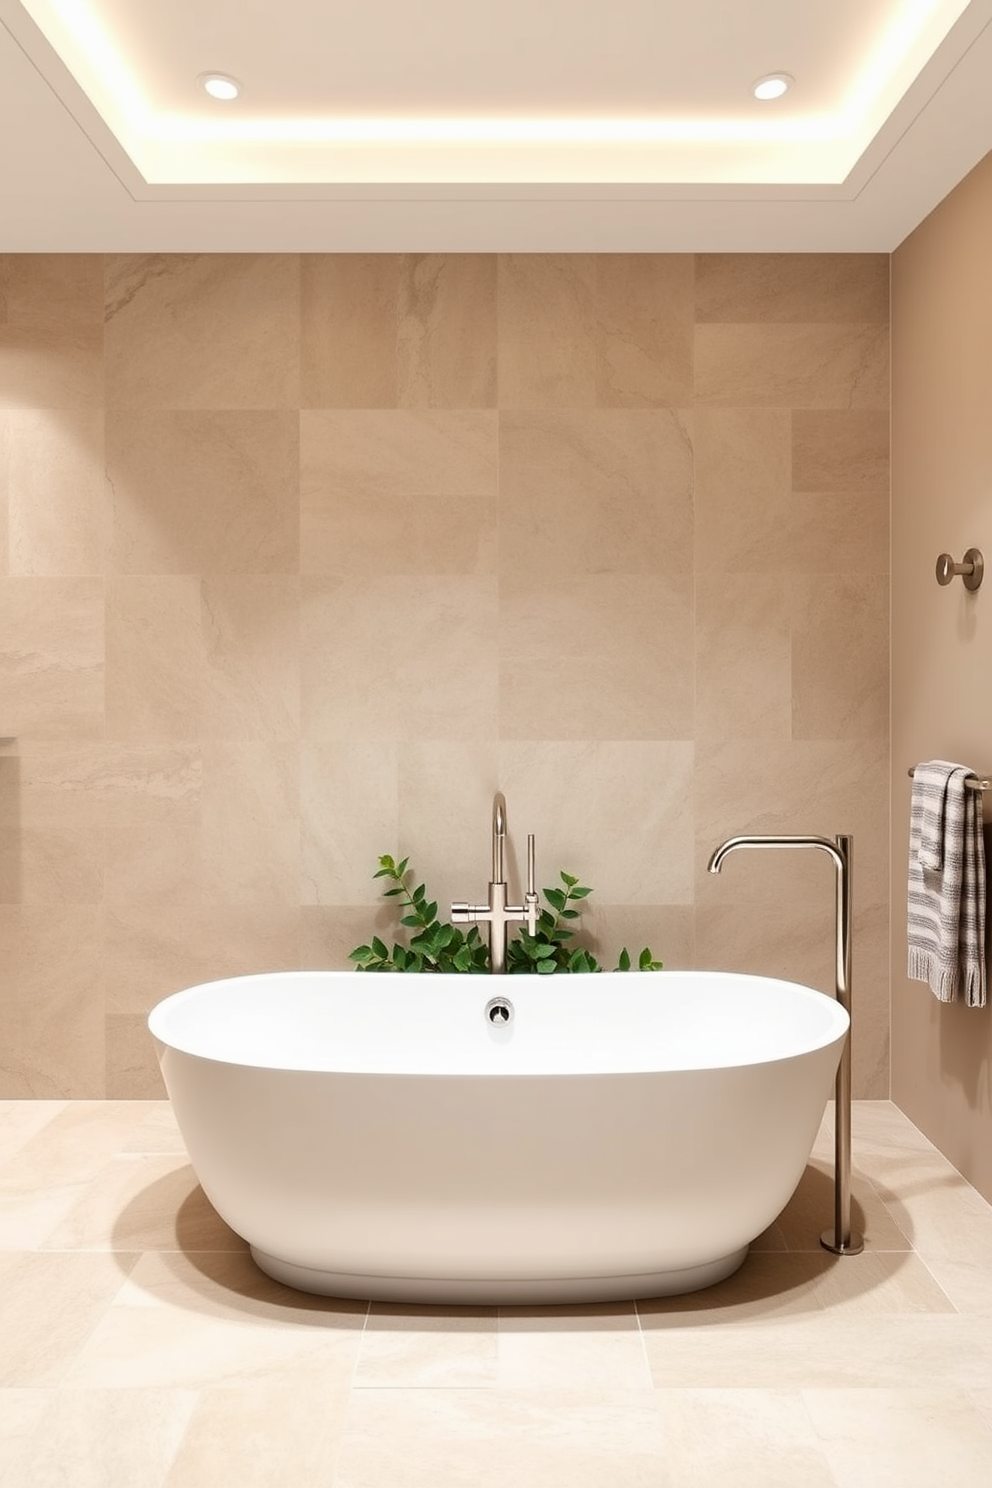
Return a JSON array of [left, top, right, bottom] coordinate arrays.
[[694, 254, 890, 323], [0, 1250, 138, 1385], [356, 1304, 499, 1387], [105, 577, 203, 741], [3, 409, 106, 576], [642, 1315, 992, 1389], [200, 577, 300, 739], [106, 1016, 168, 1099], [810, 1251, 956, 1317], [639, 1253, 835, 1329], [498, 408, 693, 577], [694, 323, 889, 408], [41, 1154, 240, 1253], [792, 576, 889, 740], [792, 409, 890, 495], [569, 903, 693, 973], [695, 739, 890, 908], [164, 1381, 351, 1488], [4, 1389, 197, 1488], [395, 740, 500, 917], [594, 254, 695, 406], [0, 1099, 68, 1165], [0, 907, 105, 1098], [915, 1253, 992, 1315], [498, 1304, 652, 1389], [0, 255, 104, 408], [301, 252, 399, 407], [102, 744, 203, 908], [301, 575, 499, 740], [498, 572, 693, 740], [118, 1101, 185, 1156], [695, 574, 792, 739], [971, 1385, 992, 1430], [300, 409, 498, 576], [66, 1250, 366, 1388], [499, 741, 695, 904], [0, 578, 104, 740], [693, 406, 792, 572], [332, 1389, 670, 1488], [869, 1162, 992, 1258], [786, 490, 890, 575], [803, 1389, 992, 1488], [498, 254, 597, 407], [104, 904, 301, 1015], [104, 254, 300, 409], [301, 740, 398, 905], [106, 411, 299, 574], [752, 1157, 911, 1255], [299, 905, 400, 971], [200, 742, 299, 905], [694, 900, 837, 997], [0, 747, 104, 905], [398, 253, 497, 407], [0, 1389, 53, 1488], [655, 1388, 838, 1488]]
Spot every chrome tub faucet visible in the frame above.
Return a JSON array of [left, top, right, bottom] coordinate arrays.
[[452, 792, 539, 974]]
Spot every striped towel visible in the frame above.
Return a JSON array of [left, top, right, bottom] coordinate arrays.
[[907, 760, 986, 1007]]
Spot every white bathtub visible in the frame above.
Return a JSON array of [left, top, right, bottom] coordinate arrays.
[[148, 969, 848, 1304]]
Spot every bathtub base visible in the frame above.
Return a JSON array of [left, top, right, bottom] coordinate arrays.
[[249, 1244, 750, 1304]]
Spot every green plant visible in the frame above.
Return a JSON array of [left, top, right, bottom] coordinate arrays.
[[349, 857, 663, 975]]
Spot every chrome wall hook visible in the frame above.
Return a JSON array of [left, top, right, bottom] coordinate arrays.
[[935, 548, 984, 590]]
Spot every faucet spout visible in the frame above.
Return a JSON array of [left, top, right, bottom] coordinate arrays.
[[452, 791, 538, 974], [707, 829, 862, 1259], [492, 791, 507, 883]]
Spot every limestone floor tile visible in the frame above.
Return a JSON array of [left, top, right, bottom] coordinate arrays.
[[638, 1253, 835, 1330], [0, 1100, 67, 1164], [750, 1158, 911, 1254], [869, 1166, 992, 1257], [332, 1388, 671, 1488], [1, 1388, 197, 1488], [39, 1155, 241, 1253], [164, 1381, 352, 1488], [642, 1315, 992, 1390], [916, 1252, 992, 1315], [64, 1251, 366, 1390], [0, 1390, 54, 1488], [654, 1388, 839, 1488], [497, 1304, 652, 1390], [118, 1101, 185, 1156], [0, 1251, 139, 1386], [355, 1305, 498, 1388], [803, 1388, 992, 1488], [805, 1251, 957, 1317]]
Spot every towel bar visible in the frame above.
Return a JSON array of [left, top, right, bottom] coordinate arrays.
[[907, 767, 991, 792]]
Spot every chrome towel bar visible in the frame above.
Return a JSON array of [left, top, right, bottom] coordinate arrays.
[[907, 767, 991, 792]]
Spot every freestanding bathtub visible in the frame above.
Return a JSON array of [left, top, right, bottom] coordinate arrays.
[[148, 969, 849, 1304]]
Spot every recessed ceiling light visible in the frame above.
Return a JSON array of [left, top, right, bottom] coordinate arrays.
[[752, 73, 793, 102], [200, 73, 241, 102]]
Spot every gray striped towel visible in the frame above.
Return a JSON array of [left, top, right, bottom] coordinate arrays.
[[907, 760, 986, 1007]]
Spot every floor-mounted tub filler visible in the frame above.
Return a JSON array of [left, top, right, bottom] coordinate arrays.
[[148, 968, 848, 1305]]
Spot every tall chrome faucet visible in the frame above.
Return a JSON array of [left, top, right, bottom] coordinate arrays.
[[452, 792, 539, 974], [707, 832, 863, 1258]]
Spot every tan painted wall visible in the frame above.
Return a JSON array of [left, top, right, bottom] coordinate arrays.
[[891, 153, 992, 1201], [0, 253, 890, 1099]]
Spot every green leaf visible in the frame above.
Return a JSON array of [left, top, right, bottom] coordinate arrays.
[[392, 945, 407, 969], [395, 857, 409, 877], [544, 887, 566, 913], [381, 886, 404, 897], [348, 944, 372, 962], [560, 908, 580, 920], [536, 958, 557, 974], [413, 882, 426, 902], [569, 885, 592, 899], [617, 946, 631, 972], [638, 946, 655, 971], [560, 871, 579, 887], [371, 935, 389, 960]]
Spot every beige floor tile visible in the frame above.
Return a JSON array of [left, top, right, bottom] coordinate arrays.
[[655, 1388, 839, 1488], [3, 1389, 197, 1488], [0, 1251, 138, 1386], [0, 1101, 67, 1164], [804, 1388, 992, 1488], [64, 1251, 366, 1389], [919, 1252, 992, 1315], [164, 1381, 352, 1488], [638, 1253, 834, 1329], [809, 1251, 957, 1317], [0, 1389, 53, 1488], [119, 1101, 185, 1155], [332, 1388, 671, 1488], [497, 1304, 652, 1390], [356, 1304, 498, 1388], [643, 1316, 992, 1390], [752, 1157, 911, 1253], [40, 1155, 242, 1253]]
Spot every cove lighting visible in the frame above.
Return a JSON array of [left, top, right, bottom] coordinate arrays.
[[752, 73, 793, 101], [200, 73, 241, 101]]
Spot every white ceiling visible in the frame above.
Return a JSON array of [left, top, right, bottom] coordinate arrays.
[[1, 0, 991, 251]]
